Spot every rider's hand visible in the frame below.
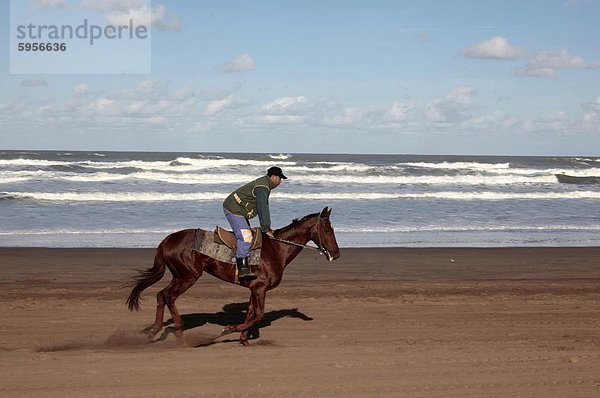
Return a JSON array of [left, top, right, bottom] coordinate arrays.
[[266, 230, 274, 238]]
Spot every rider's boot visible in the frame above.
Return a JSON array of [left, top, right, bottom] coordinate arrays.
[[236, 257, 257, 281]]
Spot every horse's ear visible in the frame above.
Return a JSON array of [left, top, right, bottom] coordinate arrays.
[[320, 207, 329, 217]]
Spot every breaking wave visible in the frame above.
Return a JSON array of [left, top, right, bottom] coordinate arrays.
[[3, 190, 600, 202]]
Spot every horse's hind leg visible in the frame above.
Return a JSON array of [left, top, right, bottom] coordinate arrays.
[[164, 276, 199, 345], [142, 288, 168, 339], [143, 272, 197, 340]]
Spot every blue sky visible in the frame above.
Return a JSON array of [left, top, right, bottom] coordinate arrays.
[[1, 0, 599, 155]]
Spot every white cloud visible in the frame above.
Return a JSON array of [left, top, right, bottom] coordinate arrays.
[[202, 88, 234, 101], [529, 49, 588, 68], [152, 8, 182, 32], [203, 98, 233, 116], [73, 83, 89, 96], [82, 0, 147, 12], [20, 79, 49, 87], [523, 111, 569, 132], [256, 115, 305, 124], [385, 103, 411, 122], [79, 97, 117, 114], [84, 1, 182, 31], [135, 79, 163, 93], [565, 0, 593, 7], [146, 116, 168, 125], [256, 96, 315, 124], [5, 78, 597, 152], [462, 36, 524, 60], [322, 107, 364, 125], [188, 121, 213, 133], [255, 88, 480, 129], [466, 111, 518, 131], [104, 5, 154, 27], [262, 96, 310, 114], [425, 86, 477, 123], [581, 96, 600, 126], [32, 0, 67, 10], [0, 99, 28, 115], [517, 49, 600, 78], [203, 95, 250, 116], [219, 53, 256, 73], [59, 80, 196, 125], [515, 67, 557, 79]]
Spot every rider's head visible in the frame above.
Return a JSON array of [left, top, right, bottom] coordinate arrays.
[[267, 166, 287, 188]]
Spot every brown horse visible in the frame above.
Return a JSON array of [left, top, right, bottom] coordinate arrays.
[[126, 207, 340, 346]]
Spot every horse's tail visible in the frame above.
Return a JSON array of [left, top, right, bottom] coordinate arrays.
[[125, 243, 166, 311]]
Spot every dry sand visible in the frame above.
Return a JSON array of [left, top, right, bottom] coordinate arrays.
[[1, 247, 600, 397]]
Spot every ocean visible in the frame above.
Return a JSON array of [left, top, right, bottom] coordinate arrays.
[[1, 150, 599, 248]]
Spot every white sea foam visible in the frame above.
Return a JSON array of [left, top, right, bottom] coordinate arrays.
[[172, 157, 296, 169], [3, 158, 597, 186], [0, 169, 561, 185], [272, 191, 600, 200], [400, 161, 511, 170], [0, 228, 175, 236], [60, 173, 129, 182], [268, 153, 292, 160], [0, 156, 297, 172], [292, 174, 556, 185], [131, 171, 257, 184], [0, 177, 29, 184], [3, 191, 227, 202], [335, 225, 600, 233], [284, 164, 378, 173], [0, 158, 67, 167], [2, 224, 599, 236], [5, 190, 600, 202], [487, 167, 600, 177]]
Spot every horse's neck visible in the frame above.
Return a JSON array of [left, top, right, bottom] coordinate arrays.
[[278, 219, 313, 245], [277, 218, 314, 267]]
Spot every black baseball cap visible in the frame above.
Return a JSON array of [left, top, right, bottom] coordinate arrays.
[[267, 166, 287, 179]]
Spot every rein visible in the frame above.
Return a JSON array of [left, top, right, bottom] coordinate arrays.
[[269, 214, 328, 256], [269, 237, 322, 252]]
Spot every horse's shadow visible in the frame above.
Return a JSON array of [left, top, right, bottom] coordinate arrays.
[[158, 302, 313, 345]]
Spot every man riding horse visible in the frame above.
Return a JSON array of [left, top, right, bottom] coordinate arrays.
[[223, 166, 287, 281]]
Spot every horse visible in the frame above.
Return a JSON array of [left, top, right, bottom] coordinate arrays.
[[126, 207, 340, 346]]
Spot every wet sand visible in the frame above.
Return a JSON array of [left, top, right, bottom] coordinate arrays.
[[1, 247, 600, 397]]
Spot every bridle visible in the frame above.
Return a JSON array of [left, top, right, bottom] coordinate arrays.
[[269, 214, 334, 261]]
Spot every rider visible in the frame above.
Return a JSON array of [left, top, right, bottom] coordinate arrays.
[[223, 166, 287, 281]]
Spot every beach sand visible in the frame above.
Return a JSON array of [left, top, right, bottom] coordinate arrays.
[[1, 247, 600, 397]]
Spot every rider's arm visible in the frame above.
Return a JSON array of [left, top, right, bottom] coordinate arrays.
[[254, 186, 271, 233]]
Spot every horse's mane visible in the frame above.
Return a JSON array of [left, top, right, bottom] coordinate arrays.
[[275, 212, 320, 234]]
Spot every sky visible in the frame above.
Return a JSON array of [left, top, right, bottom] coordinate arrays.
[[0, 0, 599, 155]]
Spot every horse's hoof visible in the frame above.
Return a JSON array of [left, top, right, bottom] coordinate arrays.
[[142, 326, 160, 340], [220, 326, 234, 336], [240, 339, 251, 347]]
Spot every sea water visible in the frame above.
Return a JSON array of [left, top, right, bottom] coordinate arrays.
[[1, 151, 599, 248]]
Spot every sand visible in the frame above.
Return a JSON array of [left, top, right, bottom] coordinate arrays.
[[1, 247, 600, 397]]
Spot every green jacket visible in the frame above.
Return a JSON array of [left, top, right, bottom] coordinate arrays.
[[223, 175, 276, 231]]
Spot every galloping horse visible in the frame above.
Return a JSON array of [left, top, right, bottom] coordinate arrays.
[[126, 207, 340, 346]]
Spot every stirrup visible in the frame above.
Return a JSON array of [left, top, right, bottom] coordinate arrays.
[[236, 257, 257, 281]]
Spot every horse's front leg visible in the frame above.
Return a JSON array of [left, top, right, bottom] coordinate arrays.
[[220, 300, 255, 337], [239, 289, 266, 346], [220, 288, 266, 346]]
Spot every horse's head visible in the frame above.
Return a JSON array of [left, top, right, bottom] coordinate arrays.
[[310, 207, 341, 262]]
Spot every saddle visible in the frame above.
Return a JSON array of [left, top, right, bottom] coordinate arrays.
[[213, 226, 263, 251]]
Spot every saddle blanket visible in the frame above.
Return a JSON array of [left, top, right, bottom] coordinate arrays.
[[192, 229, 261, 266]]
